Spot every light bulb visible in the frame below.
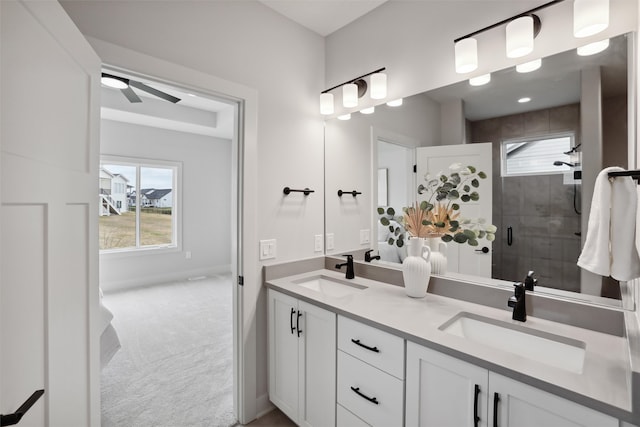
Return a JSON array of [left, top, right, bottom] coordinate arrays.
[[343, 83, 358, 108], [516, 58, 542, 73], [577, 39, 610, 56], [574, 0, 609, 38], [360, 107, 375, 114], [386, 99, 403, 107], [506, 16, 534, 58], [337, 114, 351, 120], [320, 93, 334, 115], [455, 38, 478, 74], [370, 73, 387, 99], [469, 74, 491, 86]]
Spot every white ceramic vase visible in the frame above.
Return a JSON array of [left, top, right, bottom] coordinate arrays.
[[425, 236, 448, 275], [402, 237, 432, 298]]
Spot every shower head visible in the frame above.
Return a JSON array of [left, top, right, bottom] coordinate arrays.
[[553, 161, 577, 167]]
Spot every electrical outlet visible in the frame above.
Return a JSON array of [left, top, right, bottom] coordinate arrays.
[[314, 235, 323, 252], [326, 233, 335, 251], [259, 239, 277, 260], [360, 229, 370, 245]]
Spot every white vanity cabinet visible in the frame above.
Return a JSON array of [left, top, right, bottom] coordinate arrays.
[[406, 342, 618, 427], [336, 315, 405, 427], [268, 289, 336, 427]]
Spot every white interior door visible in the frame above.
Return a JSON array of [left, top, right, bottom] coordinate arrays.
[[1, 1, 101, 426], [416, 143, 493, 277]]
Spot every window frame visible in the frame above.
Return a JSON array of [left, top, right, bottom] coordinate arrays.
[[99, 155, 182, 257], [501, 132, 576, 178]]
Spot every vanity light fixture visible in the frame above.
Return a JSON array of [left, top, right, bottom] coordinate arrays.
[[516, 58, 542, 73], [506, 15, 537, 58], [577, 38, 610, 56], [319, 67, 386, 115], [455, 38, 478, 74], [518, 97, 532, 103], [574, 0, 609, 38], [469, 73, 491, 86], [360, 106, 375, 114], [387, 99, 403, 107], [337, 114, 351, 120]]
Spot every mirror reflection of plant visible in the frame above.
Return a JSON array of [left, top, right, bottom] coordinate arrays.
[[417, 163, 496, 246]]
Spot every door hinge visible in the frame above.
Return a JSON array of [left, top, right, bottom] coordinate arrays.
[[238, 275, 244, 286]]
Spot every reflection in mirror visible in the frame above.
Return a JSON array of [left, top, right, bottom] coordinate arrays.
[[325, 32, 634, 307]]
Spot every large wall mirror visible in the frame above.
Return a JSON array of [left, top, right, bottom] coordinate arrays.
[[324, 32, 635, 309]]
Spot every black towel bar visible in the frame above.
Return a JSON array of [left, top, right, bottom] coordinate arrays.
[[337, 190, 362, 197], [608, 170, 640, 181], [283, 187, 314, 196]]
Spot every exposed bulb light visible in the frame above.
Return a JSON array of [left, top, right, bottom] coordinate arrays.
[[469, 73, 491, 86], [518, 97, 531, 103], [337, 114, 351, 121], [577, 39, 610, 56], [320, 92, 334, 115], [455, 38, 478, 74], [516, 58, 542, 73], [386, 99, 403, 107], [343, 83, 358, 108], [506, 16, 534, 58], [370, 73, 387, 99], [101, 74, 128, 89], [360, 106, 375, 115], [574, 0, 609, 38]]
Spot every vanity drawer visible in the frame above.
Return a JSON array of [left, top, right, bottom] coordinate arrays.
[[337, 404, 370, 427], [337, 350, 404, 427], [338, 315, 404, 379]]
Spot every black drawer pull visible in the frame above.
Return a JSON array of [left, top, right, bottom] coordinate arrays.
[[474, 384, 480, 427], [290, 308, 296, 334], [493, 392, 500, 427], [351, 338, 380, 353], [350, 386, 379, 405], [296, 311, 302, 337]]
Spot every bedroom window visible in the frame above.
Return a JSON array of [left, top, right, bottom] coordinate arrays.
[[501, 133, 575, 177], [99, 157, 180, 252]]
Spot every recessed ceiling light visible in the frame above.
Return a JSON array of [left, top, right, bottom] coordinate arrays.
[[387, 99, 403, 107], [518, 97, 531, 103], [337, 114, 351, 120], [469, 74, 491, 86], [360, 107, 375, 114]]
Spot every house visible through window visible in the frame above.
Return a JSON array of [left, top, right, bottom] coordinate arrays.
[[99, 158, 179, 251], [502, 133, 575, 177]]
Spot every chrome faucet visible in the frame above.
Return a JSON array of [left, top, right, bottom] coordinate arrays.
[[365, 249, 381, 262], [508, 282, 527, 322], [336, 254, 355, 279]]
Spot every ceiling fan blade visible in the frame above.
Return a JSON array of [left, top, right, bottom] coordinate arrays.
[[120, 86, 142, 103], [129, 80, 181, 103]]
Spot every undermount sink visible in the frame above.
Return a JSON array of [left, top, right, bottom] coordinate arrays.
[[292, 275, 367, 298], [439, 312, 586, 373]]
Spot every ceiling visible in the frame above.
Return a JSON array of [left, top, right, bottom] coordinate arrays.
[[258, 0, 387, 36]]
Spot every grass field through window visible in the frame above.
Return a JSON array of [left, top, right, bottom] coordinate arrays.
[[100, 211, 173, 250]]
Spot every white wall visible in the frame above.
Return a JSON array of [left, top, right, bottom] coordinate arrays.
[[100, 119, 232, 291]]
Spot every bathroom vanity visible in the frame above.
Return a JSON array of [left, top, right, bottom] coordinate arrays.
[[264, 257, 639, 427]]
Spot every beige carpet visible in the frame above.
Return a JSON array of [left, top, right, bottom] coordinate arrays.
[[101, 275, 235, 427]]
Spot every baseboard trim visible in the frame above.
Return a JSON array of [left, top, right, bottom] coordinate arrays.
[[101, 264, 231, 293], [255, 393, 274, 419]]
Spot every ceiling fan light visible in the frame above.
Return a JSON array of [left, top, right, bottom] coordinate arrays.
[[469, 73, 491, 86], [516, 58, 542, 73], [370, 73, 387, 99], [455, 38, 478, 74], [506, 16, 534, 58], [101, 74, 128, 89], [343, 83, 358, 108], [574, 0, 609, 38], [320, 92, 334, 115], [577, 39, 610, 56]]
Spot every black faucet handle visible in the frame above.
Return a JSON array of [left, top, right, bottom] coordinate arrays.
[[524, 271, 537, 291], [513, 281, 525, 296]]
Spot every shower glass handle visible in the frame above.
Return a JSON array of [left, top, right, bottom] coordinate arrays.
[[507, 226, 513, 246]]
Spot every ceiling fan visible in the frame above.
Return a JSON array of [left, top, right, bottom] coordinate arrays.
[[101, 73, 181, 104]]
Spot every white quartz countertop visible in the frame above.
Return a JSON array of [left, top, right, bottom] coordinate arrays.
[[266, 268, 634, 420]]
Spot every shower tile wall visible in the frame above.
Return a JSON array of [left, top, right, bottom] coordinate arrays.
[[470, 104, 582, 292]]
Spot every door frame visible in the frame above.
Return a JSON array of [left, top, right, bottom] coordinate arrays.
[[88, 38, 259, 424]]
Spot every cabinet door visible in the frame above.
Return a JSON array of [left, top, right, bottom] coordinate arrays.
[[489, 373, 617, 427], [298, 300, 337, 427], [268, 290, 300, 423], [406, 342, 489, 427]]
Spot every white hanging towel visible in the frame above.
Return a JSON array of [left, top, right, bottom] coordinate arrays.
[[577, 167, 640, 281]]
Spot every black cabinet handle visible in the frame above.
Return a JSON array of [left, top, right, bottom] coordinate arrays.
[[474, 384, 480, 427], [351, 339, 380, 353], [507, 226, 513, 246], [493, 392, 500, 427], [1, 389, 44, 426], [296, 311, 302, 337], [350, 386, 379, 405], [290, 308, 296, 334]]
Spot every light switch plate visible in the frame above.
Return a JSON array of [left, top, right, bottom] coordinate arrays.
[[314, 235, 323, 252], [259, 239, 277, 260], [360, 229, 370, 245], [326, 233, 335, 251]]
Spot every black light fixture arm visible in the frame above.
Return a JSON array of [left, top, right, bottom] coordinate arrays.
[[321, 67, 386, 94], [454, 0, 564, 43]]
